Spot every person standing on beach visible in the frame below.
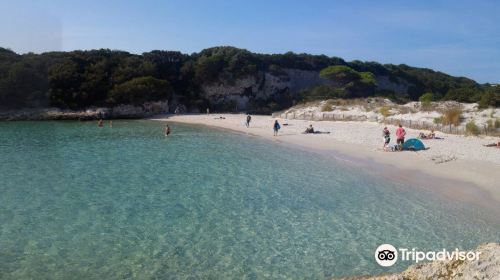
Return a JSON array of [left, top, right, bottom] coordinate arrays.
[[396, 124, 406, 149], [273, 120, 281, 136], [165, 124, 171, 137], [246, 114, 252, 128], [382, 127, 390, 151], [207, 108, 210, 115]]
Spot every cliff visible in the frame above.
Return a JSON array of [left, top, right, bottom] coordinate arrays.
[[199, 68, 415, 111], [200, 68, 332, 111]]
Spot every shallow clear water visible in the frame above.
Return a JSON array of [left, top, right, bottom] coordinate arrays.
[[0, 120, 498, 279]]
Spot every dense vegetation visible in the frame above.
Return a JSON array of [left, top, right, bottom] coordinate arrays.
[[0, 46, 498, 111]]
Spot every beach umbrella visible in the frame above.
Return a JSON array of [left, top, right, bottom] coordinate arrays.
[[402, 138, 426, 151]]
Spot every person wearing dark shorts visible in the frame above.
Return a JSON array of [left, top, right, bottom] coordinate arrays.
[[396, 124, 406, 150], [383, 127, 390, 151]]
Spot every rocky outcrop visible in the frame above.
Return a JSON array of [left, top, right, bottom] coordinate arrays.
[[201, 68, 332, 110], [0, 101, 169, 121], [336, 243, 499, 280], [200, 69, 420, 111]]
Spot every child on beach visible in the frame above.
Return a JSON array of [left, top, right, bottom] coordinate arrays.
[[383, 127, 390, 151], [273, 120, 281, 136]]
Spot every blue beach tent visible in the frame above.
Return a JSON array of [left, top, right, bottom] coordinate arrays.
[[402, 138, 426, 151]]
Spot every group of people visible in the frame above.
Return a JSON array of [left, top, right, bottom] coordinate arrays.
[[239, 115, 329, 136], [419, 130, 436, 139], [97, 119, 112, 128], [242, 114, 280, 136], [382, 124, 407, 151]]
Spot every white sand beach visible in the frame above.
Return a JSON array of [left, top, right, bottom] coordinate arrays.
[[154, 114, 500, 207]]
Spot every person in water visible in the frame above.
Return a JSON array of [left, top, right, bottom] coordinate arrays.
[[383, 127, 390, 151], [273, 120, 281, 136], [246, 114, 252, 128], [98, 119, 103, 127], [165, 124, 171, 137], [109, 120, 113, 128]]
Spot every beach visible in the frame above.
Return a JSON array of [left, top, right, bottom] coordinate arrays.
[[155, 114, 500, 206]]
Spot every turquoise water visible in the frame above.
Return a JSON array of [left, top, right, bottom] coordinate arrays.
[[0, 121, 498, 279]]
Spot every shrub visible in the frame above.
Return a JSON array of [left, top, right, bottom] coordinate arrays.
[[398, 106, 414, 114], [319, 65, 360, 84], [441, 107, 462, 126], [419, 92, 434, 111], [486, 118, 500, 134], [379, 106, 392, 117], [320, 103, 331, 112], [466, 120, 480, 135], [485, 119, 498, 134], [320, 100, 335, 112], [478, 90, 500, 108]]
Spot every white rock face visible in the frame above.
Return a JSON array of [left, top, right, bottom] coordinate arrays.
[[199, 69, 424, 110], [201, 68, 331, 109], [335, 243, 499, 280]]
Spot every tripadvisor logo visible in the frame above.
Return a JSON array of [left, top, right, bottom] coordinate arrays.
[[374, 244, 482, 267], [375, 244, 398, 267]]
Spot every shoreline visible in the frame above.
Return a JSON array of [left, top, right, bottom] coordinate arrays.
[[153, 114, 500, 211]]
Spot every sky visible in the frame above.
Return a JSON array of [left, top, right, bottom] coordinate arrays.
[[0, 0, 499, 83]]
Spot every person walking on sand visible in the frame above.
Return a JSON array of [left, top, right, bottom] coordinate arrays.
[[383, 127, 390, 151], [396, 124, 406, 150], [273, 120, 281, 136], [165, 124, 171, 137], [246, 114, 252, 128]]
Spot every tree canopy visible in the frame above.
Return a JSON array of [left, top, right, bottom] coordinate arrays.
[[0, 46, 496, 110]]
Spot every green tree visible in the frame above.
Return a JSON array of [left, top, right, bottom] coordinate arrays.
[[108, 76, 172, 105], [318, 65, 376, 98], [419, 92, 434, 110], [478, 86, 500, 108], [320, 65, 360, 85]]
